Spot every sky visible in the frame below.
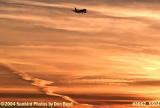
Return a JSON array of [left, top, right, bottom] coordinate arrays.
[[0, 0, 160, 108]]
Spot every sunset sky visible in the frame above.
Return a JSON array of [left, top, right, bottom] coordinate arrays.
[[0, 0, 160, 108]]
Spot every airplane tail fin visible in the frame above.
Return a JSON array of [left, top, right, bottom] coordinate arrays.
[[75, 8, 77, 12]]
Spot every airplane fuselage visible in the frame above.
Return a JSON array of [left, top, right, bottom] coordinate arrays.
[[74, 8, 87, 14]]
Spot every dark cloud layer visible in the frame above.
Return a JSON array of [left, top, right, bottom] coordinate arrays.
[[0, 64, 34, 87]]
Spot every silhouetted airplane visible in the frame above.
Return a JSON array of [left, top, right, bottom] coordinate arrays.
[[73, 8, 87, 14]]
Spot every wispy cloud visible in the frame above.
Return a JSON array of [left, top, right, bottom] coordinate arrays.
[[0, 0, 160, 107]]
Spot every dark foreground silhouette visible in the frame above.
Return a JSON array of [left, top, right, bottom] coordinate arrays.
[[73, 8, 87, 14]]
